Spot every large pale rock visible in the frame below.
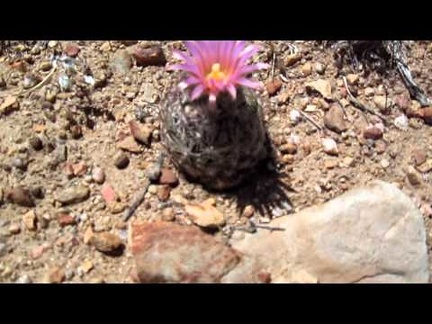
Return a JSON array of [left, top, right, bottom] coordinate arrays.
[[231, 180, 429, 283]]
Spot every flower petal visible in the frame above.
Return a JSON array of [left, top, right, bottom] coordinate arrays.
[[236, 77, 263, 90], [190, 84, 205, 100], [227, 84, 237, 99]]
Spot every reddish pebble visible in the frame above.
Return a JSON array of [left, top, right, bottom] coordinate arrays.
[[159, 168, 179, 187], [101, 183, 119, 204], [57, 213, 76, 227], [64, 42, 80, 57]]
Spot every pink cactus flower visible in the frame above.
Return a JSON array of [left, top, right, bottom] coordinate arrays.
[[168, 41, 269, 104]]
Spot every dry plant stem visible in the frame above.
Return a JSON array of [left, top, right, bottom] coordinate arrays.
[[342, 76, 387, 123], [122, 153, 165, 222], [298, 110, 323, 132], [17, 65, 57, 96]]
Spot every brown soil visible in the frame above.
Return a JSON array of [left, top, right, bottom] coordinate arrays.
[[1, 40, 432, 283]]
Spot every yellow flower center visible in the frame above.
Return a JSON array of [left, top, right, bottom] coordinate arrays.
[[206, 63, 226, 82]]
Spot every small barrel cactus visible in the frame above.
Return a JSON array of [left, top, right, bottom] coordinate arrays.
[[160, 41, 271, 190]]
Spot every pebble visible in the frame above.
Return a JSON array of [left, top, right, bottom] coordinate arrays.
[[375, 140, 387, 154], [363, 126, 383, 140], [420, 107, 432, 125], [79, 260, 94, 274], [117, 136, 142, 153], [70, 125, 83, 139], [284, 53, 302, 66], [289, 109, 302, 124], [114, 152, 129, 169], [266, 78, 282, 96], [301, 62, 312, 76], [8, 223, 21, 235], [89, 232, 123, 254], [132, 45, 167, 67], [242, 205, 255, 218], [364, 87, 374, 97], [111, 50, 133, 74], [161, 207, 175, 222], [15, 275, 32, 284], [129, 121, 152, 146], [55, 186, 90, 205], [22, 210, 37, 231], [412, 149, 427, 166], [346, 74, 359, 85], [101, 183, 119, 204], [5, 187, 35, 207], [64, 42, 80, 57], [342, 156, 355, 167], [157, 185, 171, 202], [322, 138, 338, 156], [92, 167, 105, 184], [57, 213, 76, 227], [47, 267, 66, 283], [324, 159, 338, 169], [280, 143, 297, 155], [406, 166, 422, 186], [314, 62, 326, 75], [306, 79, 332, 100], [324, 105, 347, 134], [373, 96, 389, 112], [186, 200, 226, 228], [416, 159, 432, 173], [29, 136, 43, 151], [380, 159, 390, 169], [72, 161, 87, 176], [159, 168, 179, 187]]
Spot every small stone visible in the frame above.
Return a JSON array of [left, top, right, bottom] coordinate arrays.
[[89, 232, 123, 253], [132, 45, 167, 67], [266, 78, 282, 96], [29, 136, 43, 151], [30, 244, 48, 259], [324, 105, 347, 134], [92, 167, 105, 184], [157, 185, 171, 202], [161, 207, 175, 222], [185, 201, 225, 228], [280, 143, 297, 155], [22, 210, 37, 231], [114, 152, 129, 169], [63, 42, 80, 57], [80, 260, 94, 274], [314, 62, 326, 75], [416, 159, 432, 173], [375, 140, 387, 154], [109, 202, 126, 214], [322, 138, 338, 156], [284, 53, 302, 66], [0, 243, 7, 257], [100, 41, 111, 52], [8, 223, 20, 235], [57, 213, 76, 227], [346, 74, 359, 85], [301, 62, 312, 76], [420, 107, 432, 125], [0, 96, 19, 115], [380, 159, 390, 169], [16, 275, 32, 284], [111, 50, 133, 74], [324, 159, 338, 169], [242, 205, 255, 218], [395, 94, 410, 111], [48, 267, 66, 283], [129, 121, 152, 146], [5, 187, 35, 207], [72, 161, 87, 176], [68, 125, 82, 140], [117, 136, 142, 153], [363, 126, 383, 140], [84, 226, 94, 244], [39, 214, 51, 229], [306, 79, 332, 100], [101, 184, 119, 204], [406, 166, 422, 186], [289, 109, 302, 124], [55, 186, 90, 205], [364, 87, 374, 97], [11, 157, 27, 171], [373, 96, 389, 112], [159, 168, 179, 187], [412, 149, 427, 166]]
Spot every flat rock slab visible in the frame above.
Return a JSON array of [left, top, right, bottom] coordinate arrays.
[[231, 180, 429, 283]]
